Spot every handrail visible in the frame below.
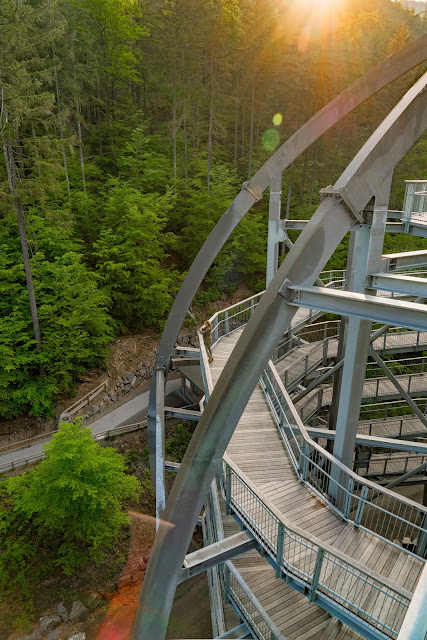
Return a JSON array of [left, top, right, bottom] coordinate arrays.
[[267, 362, 427, 515], [221, 453, 412, 639], [397, 562, 427, 640], [0, 420, 148, 474], [262, 361, 427, 558]]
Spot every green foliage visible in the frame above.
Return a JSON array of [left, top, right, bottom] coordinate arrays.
[[0, 0, 425, 421], [0, 215, 113, 418], [4, 421, 139, 575], [165, 422, 195, 463], [0, 420, 138, 628]]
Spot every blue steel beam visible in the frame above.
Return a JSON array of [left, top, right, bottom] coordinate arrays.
[[289, 286, 427, 331]]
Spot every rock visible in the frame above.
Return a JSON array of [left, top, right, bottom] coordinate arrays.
[[46, 630, 61, 640], [132, 570, 144, 584], [86, 593, 105, 611], [39, 617, 62, 634], [110, 393, 118, 402], [57, 602, 68, 623], [132, 377, 142, 389], [102, 394, 110, 403], [124, 383, 131, 393], [22, 630, 43, 640], [92, 404, 100, 415], [126, 372, 136, 383], [69, 601, 89, 623], [67, 634, 85, 640], [118, 575, 131, 589]]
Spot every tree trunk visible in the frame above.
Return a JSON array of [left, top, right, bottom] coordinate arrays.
[[298, 151, 308, 206], [207, 59, 214, 192], [310, 148, 317, 204], [54, 65, 71, 196], [248, 80, 255, 179], [172, 86, 177, 183], [241, 106, 245, 159], [234, 95, 239, 168], [97, 79, 103, 157], [6, 140, 43, 360], [75, 97, 86, 193], [31, 124, 41, 179], [183, 99, 188, 192]]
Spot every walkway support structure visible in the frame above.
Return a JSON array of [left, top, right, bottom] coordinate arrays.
[[146, 35, 427, 521], [134, 44, 427, 639]]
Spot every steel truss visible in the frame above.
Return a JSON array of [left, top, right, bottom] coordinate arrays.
[[133, 36, 427, 640]]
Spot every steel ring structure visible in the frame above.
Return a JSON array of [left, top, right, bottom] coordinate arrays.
[[134, 36, 427, 640]]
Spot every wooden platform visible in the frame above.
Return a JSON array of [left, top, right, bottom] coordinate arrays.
[[210, 331, 424, 639]]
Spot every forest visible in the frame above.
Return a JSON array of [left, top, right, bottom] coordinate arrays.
[[0, 0, 426, 420]]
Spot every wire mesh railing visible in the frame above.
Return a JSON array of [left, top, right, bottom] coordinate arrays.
[[220, 455, 413, 639], [260, 361, 427, 559]]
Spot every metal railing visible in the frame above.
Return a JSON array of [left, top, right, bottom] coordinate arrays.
[[358, 453, 427, 479], [59, 379, 109, 422], [365, 355, 427, 378], [220, 454, 412, 639], [209, 292, 265, 346], [260, 362, 427, 558], [0, 420, 148, 474]]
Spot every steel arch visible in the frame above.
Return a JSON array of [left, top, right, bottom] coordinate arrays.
[[134, 66, 427, 640], [147, 35, 427, 517]]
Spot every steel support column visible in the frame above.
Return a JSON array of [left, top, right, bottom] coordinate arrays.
[[332, 188, 390, 470], [266, 174, 283, 286]]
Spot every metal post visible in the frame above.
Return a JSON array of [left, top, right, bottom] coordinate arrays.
[[155, 368, 166, 525], [309, 548, 325, 601], [354, 485, 369, 526], [266, 173, 283, 286], [225, 464, 232, 515], [276, 523, 285, 578], [224, 310, 229, 335], [332, 196, 390, 471]]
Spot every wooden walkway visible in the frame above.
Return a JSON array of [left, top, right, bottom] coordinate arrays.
[[275, 330, 427, 392], [210, 331, 424, 640]]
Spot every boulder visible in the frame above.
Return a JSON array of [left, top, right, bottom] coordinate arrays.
[[86, 593, 105, 611], [118, 575, 131, 589], [39, 617, 62, 634], [124, 383, 131, 393], [67, 635, 85, 640], [126, 373, 136, 383], [110, 393, 118, 403], [68, 601, 89, 623], [57, 602, 68, 623], [132, 570, 144, 584], [46, 630, 61, 640], [22, 630, 43, 640]]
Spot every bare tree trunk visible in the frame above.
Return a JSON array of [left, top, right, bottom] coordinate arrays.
[[97, 79, 103, 157], [207, 59, 214, 192], [310, 148, 317, 204], [75, 97, 86, 193], [241, 106, 245, 159], [54, 65, 70, 196], [248, 80, 255, 179], [183, 99, 188, 192], [298, 151, 308, 206], [172, 86, 177, 183], [6, 140, 43, 361], [234, 94, 239, 168], [31, 124, 41, 179]]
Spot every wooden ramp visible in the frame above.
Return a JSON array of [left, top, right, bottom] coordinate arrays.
[[211, 331, 423, 639]]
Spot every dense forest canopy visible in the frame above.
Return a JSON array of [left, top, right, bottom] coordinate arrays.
[[0, 0, 426, 419]]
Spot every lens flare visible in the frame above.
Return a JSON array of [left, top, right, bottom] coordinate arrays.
[[272, 113, 283, 127], [262, 129, 280, 152]]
